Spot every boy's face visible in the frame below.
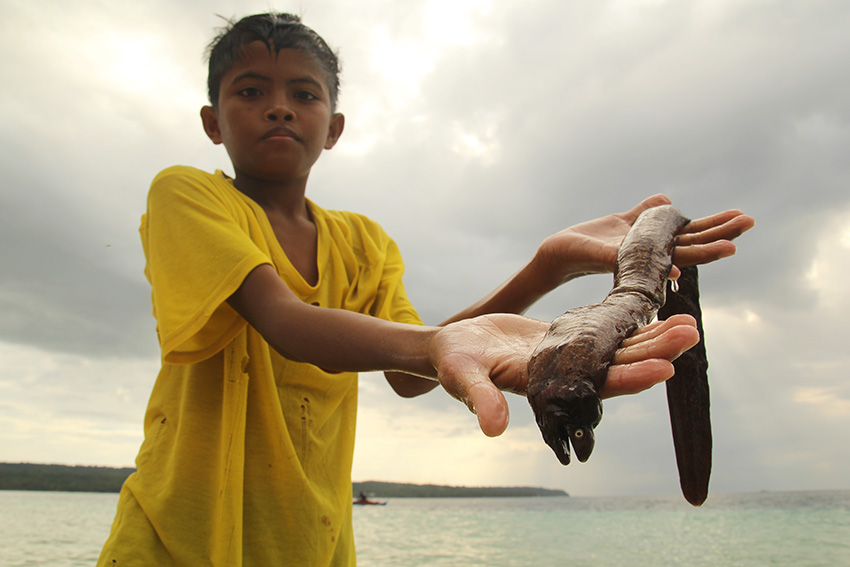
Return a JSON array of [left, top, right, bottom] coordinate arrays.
[[201, 42, 344, 185]]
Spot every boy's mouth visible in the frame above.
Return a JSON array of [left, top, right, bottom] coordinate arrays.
[[262, 127, 300, 141]]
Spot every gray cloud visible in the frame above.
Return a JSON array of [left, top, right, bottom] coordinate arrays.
[[1, 0, 848, 495]]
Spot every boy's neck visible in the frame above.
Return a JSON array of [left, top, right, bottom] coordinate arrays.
[[233, 171, 310, 220], [232, 170, 320, 285]]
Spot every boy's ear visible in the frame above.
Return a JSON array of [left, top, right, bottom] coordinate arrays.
[[324, 113, 345, 150], [200, 105, 224, 145]]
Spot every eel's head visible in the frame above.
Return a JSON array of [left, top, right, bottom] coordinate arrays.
[[567, 425, 596, 463], [531, 379, 602, 465]]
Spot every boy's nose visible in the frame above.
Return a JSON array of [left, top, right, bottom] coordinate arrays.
[[267, 109, 294, 121], [266, 101, 294, 122]]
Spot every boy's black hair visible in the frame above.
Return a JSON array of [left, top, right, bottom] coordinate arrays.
[[206, 13, 341, 111]]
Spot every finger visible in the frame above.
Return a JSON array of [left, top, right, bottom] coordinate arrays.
[[677, 213, 755, 245], [602, 359, 675, 398], [673, 240, 737, 267], [437, 354, 510, 437], [620, 314, 696, 348], [619, 319, 668, 347], [619, 194, 673, 223], [679, 210, 744, 235], [613, 322, 699, 366]]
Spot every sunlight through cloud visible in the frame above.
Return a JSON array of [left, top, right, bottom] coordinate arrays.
[[805, 206, 850, 307], [451, 123, 500, 163], [794, 387, 850, 417]]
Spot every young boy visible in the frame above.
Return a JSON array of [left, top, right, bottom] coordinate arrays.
[[98, 13, 753, 566]]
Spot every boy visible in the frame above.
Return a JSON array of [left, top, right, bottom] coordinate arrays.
[[98, 13, 752, 566]]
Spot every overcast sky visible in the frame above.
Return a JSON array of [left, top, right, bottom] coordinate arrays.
[[1, 0, 848, 498]]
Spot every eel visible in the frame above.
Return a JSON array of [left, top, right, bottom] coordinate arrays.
[[527, 204, 712, 505]]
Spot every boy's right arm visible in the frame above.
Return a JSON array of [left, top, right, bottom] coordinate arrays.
[[227, 262, 549, 436], [227, 263, 439, 377], [230, 263, 703, 437]]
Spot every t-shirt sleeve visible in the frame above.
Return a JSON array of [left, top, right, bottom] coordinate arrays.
[[140, 167, 272, 364], [333, 211, 423, 327], [371, 236, 423, 327]]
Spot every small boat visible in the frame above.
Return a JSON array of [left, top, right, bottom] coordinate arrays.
[[353, 492, 386, 506]]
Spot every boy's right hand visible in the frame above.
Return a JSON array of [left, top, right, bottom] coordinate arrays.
[[430, 313, 699, 437]]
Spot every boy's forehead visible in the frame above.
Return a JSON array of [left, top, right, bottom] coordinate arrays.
[[233, 39, 276, 62], [228, 42, 319, 76]]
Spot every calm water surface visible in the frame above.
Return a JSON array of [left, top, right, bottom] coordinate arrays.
[[1, 490, 847, 566], [0, 491, 118, 566], [354, 491, 850, 567]]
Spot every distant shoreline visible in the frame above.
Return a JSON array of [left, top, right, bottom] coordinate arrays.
[[0, 463, 568, 498]]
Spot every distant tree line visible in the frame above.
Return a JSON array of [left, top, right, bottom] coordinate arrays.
[[352, 480, 568, 498], [0, 463, 568, 497], [0, 463, 134, 493]]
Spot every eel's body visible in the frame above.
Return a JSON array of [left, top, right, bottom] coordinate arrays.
[[527, 205, 712, 506]]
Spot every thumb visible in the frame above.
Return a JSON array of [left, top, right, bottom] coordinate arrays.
[[466, 381, 510, 437], [437, 355, 510, 437], [625, 194, 672, 222]]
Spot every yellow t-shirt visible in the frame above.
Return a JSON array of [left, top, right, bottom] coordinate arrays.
[[98, 166, 422, 567]]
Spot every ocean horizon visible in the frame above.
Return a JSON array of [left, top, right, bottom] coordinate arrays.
[[1, 488, 847, 566]]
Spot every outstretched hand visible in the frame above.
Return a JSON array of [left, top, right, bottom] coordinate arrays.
[[427, 196, 751, 437], [536, 194, 754, 284], [430, 313, 699, 437]]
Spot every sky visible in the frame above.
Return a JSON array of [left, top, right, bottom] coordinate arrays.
[[1, 0, 848, 498]]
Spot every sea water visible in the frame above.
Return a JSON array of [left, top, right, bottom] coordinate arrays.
[[0, 490, 848, 566], [354, 491, 850, 566]]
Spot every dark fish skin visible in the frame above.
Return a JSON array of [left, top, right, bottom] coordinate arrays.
[[527, 205, 689, 465], [527, 204, 713, 505], [659, 266, 712, 506], [525, 299, 652, 464]]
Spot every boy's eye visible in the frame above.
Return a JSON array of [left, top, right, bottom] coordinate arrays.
[[294, 90, 319, 101], [238, 87, 262, 97]]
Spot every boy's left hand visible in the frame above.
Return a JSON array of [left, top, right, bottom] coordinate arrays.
[[431, 313, 699, 437], [536, 195, 754, 284]]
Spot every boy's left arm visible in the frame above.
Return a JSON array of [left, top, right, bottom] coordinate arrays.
[[386, 194, 754, 398]]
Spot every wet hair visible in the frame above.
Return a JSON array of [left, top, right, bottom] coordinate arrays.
[[205, 13, 341, 111]]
